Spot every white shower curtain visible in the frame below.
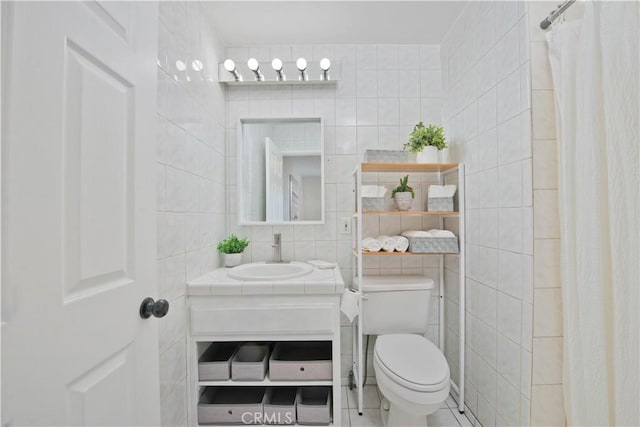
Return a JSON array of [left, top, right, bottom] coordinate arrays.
[[546, 2, 639, 426]]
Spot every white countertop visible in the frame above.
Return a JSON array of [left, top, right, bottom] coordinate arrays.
[[187, 263, 345, 296]]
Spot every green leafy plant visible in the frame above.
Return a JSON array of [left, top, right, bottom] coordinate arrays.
[[403, 122, 447, 152], [390, 175, 415, 199], [217, 234, 250, 254]]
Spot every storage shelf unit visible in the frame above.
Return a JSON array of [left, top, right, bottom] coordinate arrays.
[[192, 340, 336, 426], [350, 162, 466, 414]]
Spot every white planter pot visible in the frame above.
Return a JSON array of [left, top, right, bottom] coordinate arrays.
[[224, 253, 243, 268], [416, 146, 439, 163], [439, 147, 450, 163], [393, 192, 413, 211]]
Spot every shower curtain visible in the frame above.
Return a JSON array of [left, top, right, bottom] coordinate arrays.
[[546, 2, 639, 426]]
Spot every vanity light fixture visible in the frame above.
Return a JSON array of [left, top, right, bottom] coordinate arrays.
[[223, 59, 243, 82], [247, 58, 264, 81], [296, 57, 308, 81], [319, 57, 331, 81], [271, 58, 286, 81]]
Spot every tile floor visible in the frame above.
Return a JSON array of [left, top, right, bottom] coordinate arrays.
[[339, 385, 473, 427]]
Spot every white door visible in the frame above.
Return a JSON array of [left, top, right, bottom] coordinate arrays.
[[265, 137, 284, 221], [2, 2, 160, 425]]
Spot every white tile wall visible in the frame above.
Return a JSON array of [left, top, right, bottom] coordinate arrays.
[[157, 3, 226, 426], [441, 2, 534, 426], [225, 43, 443, 382]]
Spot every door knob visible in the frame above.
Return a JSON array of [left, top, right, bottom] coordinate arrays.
[[139, 297, 169, 319]]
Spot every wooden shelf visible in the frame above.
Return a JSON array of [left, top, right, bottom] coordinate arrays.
[[354, 249, 458, 256], [361, 210, 458, 216], [361, 162, 459, 173]]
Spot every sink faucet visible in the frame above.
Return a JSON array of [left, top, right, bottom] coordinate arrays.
[[272, 233, 282, 262], [270, 233, 288, 263]]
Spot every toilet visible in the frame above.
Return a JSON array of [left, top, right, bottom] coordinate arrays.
[[360, 276, 450, 427]]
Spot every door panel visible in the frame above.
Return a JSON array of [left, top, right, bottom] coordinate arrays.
[[2, 2, 160, 425], [63, 38, 135, 300]]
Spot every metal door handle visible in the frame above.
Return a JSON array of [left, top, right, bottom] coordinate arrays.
[[139, 297, 169, 319]]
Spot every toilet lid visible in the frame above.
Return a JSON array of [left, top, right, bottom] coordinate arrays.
[[375, 334, 449, 392]]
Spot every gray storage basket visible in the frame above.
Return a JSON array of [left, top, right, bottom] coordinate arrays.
[[427, 197, 454, 212], [364, 149, 410, 163], [264, 388, 297, 425], [362, 197, 384, 211], [199, 342, 239, 381], [407, 235, 459, 254], [296, 387, 332, 426], [198, 387, 265, 425], [231, 343, 270, 381], [269, 342, 332, 381]]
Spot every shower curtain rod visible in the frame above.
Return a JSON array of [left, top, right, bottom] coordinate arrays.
[[540, 0, 576, 29]]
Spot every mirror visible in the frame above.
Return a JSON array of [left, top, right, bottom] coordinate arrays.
[[238, 117, 324, 224]]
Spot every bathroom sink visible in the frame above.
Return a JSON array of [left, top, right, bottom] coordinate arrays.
[[228, 262, 313, 281]]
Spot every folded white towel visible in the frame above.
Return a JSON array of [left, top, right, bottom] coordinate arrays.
[[428, 184, 457, 198], [401, 230, 433, 238], [427, 229, 456, 238], [393, 235, 410, 252], [376, 235, 396, 252], [362, 185, 387, 198], [362, 237, 382, 252]]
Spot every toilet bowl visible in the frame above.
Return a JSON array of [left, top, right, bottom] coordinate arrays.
[[373, 334, 450, 427]]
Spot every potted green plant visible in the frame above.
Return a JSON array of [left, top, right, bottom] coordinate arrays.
[[390, 175, 415, 211], [217, 234, 250, 267], [403, 122, 447, 163]]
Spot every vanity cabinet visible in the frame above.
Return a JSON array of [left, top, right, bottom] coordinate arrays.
[[186, 270, 344, 426]]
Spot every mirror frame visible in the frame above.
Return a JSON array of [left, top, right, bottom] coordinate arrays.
[[237, 116, 325, 225]]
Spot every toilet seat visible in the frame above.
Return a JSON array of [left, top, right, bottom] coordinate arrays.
[[374, 334, 450, 393]]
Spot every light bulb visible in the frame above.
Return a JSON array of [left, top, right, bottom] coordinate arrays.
[[296, 57, 307, 71], [319, 57, 331, 81], [271, 58, 283, 71], [175, 60, 186, 71], [247, 58, 263, 81], [223, 59, 242, 82], [192, 59, 203, 71], [223, 59, 236, 72], [272, 58, 286, 81], [320, 58, 331, 71], [247, 58, 259, 71]]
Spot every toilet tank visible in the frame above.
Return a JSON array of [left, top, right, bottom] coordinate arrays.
[[358, 276, 434, 335]]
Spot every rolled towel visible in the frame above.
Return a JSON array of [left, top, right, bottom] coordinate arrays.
[[376, 235, 396, 252], [427, 229, 456, 238], [393, 236, 409, 252], [401, 230, 432, 238], [362, 237, 382, 252]]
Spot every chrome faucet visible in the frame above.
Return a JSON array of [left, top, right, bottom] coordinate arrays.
[[270, 233, 288, 263]]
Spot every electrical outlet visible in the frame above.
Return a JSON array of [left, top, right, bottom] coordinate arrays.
[[340, 217, 351, 234]]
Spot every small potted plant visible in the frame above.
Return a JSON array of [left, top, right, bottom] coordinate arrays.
[[217, 234, 250, 267], [390, 175, 415, 211], [404, 122, 447, 163]]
